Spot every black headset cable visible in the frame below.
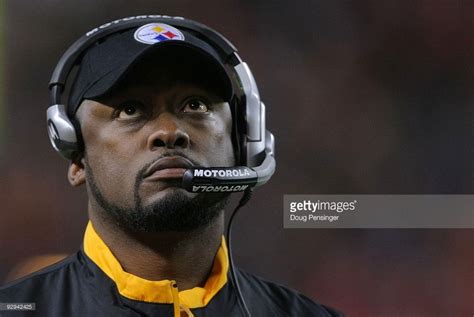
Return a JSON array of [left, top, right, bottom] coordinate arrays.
[[226, 188, 253, 317]]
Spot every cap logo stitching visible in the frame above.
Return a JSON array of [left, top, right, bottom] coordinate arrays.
[[134, 23, 185, 44]]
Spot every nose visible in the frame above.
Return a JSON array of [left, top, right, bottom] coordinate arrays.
[[147, 113, 190, 150]]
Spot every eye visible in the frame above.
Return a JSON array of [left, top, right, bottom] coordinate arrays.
[[116, 101, 146, 119], [182, 98, 209, 113]]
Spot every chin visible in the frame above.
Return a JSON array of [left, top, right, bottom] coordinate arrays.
[[131, 189, 220, 232]]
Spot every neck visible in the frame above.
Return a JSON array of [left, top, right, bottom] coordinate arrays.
[[88, 202, 225, 290]]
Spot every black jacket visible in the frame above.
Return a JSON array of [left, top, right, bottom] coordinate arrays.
[[0, 222, 343, 317]]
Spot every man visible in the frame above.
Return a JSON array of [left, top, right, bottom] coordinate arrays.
[[0, 16, 342, 316]]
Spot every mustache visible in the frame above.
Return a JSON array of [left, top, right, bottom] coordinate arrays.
[[135, 151, 202, 183]]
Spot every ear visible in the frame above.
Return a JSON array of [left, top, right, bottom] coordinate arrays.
[[68, 156, 86, 187]]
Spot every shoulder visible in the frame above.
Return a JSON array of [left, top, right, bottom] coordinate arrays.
[[235, 269, 344, 317], [0, 252, 81, 301], [4, 254, 69, 283], [0, 251, 109, 316]]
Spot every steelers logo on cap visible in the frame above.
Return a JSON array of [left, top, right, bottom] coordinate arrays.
[[134, 23, 185, 44]]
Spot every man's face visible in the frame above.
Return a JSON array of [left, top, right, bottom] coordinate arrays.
[[74, 58, 235, 232]]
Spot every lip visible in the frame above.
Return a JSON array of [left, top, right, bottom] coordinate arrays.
[[143, 156, 194, 181]]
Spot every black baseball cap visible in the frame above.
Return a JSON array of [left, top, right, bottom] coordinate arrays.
[[67, 22, 233, 117]]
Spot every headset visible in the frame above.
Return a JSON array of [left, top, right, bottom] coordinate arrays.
[[47, 16, 276, 316], [47, 15, 276, 194]]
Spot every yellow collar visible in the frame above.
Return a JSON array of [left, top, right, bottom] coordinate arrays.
[[83, 221, 228, 308]]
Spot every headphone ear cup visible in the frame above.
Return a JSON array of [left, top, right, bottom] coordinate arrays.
[[47, 104, 78, 159]]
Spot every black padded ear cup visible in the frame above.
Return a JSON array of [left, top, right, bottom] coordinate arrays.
[[229, 95, 243, 165], [70, 117, 85, 157]]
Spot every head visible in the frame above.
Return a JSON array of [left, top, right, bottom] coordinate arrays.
[[47, 16, 275, 233], [68, 43, 236, 233]]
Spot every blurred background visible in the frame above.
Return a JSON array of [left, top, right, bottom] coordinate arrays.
[[0, 0, 472, 316]]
